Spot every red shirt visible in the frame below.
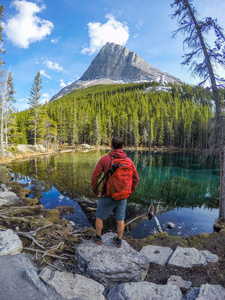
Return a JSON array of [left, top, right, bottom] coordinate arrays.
[[91, 149, 139, 196]]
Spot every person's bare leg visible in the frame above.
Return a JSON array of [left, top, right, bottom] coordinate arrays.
[[95, 217, 103, 236], [117, 220, 125, 239]]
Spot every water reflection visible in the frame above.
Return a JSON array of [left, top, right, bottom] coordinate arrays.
[[10, 150, 220, 238]]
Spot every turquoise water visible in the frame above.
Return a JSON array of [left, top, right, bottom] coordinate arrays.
[[10, 150, 220, 238]]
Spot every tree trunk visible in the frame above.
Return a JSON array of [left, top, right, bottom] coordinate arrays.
[[219, 148, 225, 219], [185, 0, 225, 220], [0, 75, 7, 156]]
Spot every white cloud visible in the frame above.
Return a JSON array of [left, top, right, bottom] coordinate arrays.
[[40, 69, 52, 79], [81, 14, 129, 55], [60, 79, 67, 88], [44, 60, 63, 71], [40, 92, 50, 104], [59, 79, 72, 88], [136, 20, 143, 30], [3, 0, 54, 49], [51, 37, 60, 44]]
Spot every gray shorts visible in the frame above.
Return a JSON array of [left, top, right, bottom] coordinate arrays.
[[96, 197, 127, 221]]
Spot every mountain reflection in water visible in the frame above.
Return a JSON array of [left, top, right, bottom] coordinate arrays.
[[10, 150, 220, 238]]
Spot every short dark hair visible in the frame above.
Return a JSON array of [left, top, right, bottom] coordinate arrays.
[[111, 136, 124, 149]]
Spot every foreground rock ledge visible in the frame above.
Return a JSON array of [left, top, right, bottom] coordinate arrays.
[[75, 232, 149, 284], [40, 268, 105, 300], [107, 281, 183, 300], [0, 229, 23, 256]]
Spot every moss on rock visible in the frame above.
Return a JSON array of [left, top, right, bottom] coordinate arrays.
[[214, 218, 225, 232], [0, 165, 12, 185]]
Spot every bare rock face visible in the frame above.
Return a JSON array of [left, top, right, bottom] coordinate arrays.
[[167, 275, 192, 292], [138, 245, 174, 266], [168, 246, 207, 268], [51, 42, 182, 100], [80, 42, 181, 84], [75, 232, 149, 285], [0, 229, 23, 256], [40, 268, 105, 300], [0, 191, 19, 206], [107, 281, 183, 300], [196, 283, 225, 300]]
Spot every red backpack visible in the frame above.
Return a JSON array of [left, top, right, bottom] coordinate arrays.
[[106, 156, 134, 200]]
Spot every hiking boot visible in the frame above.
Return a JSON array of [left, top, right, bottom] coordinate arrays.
[[114, 236, 122, 248], [92, 235, 102, 245]]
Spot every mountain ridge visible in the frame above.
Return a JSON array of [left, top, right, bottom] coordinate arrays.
[[51, 42, 182, 101]]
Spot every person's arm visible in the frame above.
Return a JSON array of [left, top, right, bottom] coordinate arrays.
[[91, 158, 105, 196]]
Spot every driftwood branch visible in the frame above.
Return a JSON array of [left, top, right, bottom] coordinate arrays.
[[125, 213, 147, 227], [27, 224, 54, 236], [23, 247, 68, 260], [125, 204, 163, 233], [17, 232, 45, 250], [153, 216, 163, 233]]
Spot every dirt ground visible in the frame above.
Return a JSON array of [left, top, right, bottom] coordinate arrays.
[[123, 230, 225, 288]]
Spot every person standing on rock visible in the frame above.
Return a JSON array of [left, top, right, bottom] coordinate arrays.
[[91, 136, 139, 247]]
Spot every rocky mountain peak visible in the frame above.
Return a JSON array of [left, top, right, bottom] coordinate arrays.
[[51, 42, 182, 100]]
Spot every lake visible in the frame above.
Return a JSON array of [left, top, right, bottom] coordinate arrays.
[[10, 150, 220, 238]]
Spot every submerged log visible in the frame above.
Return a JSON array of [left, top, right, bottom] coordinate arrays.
[[125, 204, 163, 233]]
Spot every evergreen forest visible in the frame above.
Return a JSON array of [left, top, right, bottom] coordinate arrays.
[[10, 82, 221, 150]]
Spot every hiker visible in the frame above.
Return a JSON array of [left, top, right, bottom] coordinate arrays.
[[91, 136, 139, 247]]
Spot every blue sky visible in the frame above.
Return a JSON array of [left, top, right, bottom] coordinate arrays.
[[1, 0, 225, 111]]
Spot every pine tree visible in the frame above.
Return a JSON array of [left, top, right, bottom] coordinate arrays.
[[28, 72, 43, 146], [171, 0, 225, 219], [5, 71, 16, 148]]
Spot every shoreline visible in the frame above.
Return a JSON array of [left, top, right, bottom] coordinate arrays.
[[0, 144, 203, 165]]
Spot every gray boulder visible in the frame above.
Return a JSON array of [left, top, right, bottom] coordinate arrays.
[[185, 287, 200, 300], [107, 281, 183, 300], [138, 245, 174, 266], [75, 232, 149, 284], [0, 184, 10, 192], [0, 191, 19, 206], [167, 275, 192, 292], [25, 268, 48, 294], [40, 268, 105, 300], [0, 229, 23, 256], [200, 250, 219, 263], [80, 143, 91, 149], [0, 253, 64, 300], [167, 222, 176, 229], [168, 246, 207, 268], [196, 283, 225, 300]]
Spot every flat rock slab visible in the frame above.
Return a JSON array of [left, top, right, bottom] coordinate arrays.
[[200, 250, 219, 263], [0, 191, 19, 206], [0, 229, 23, 256], [107, 281, 183, 300], [0, 253, 65, 300], [168, 246, 207, 268], [196, 283, 225, 300], [40, 268, 105, 300], [139, 245, 174, 266], [75, 232, 149, 284], [167, 275, 192, 292]]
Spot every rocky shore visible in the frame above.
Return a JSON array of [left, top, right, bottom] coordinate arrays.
[[0, 153, 225, 299]]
